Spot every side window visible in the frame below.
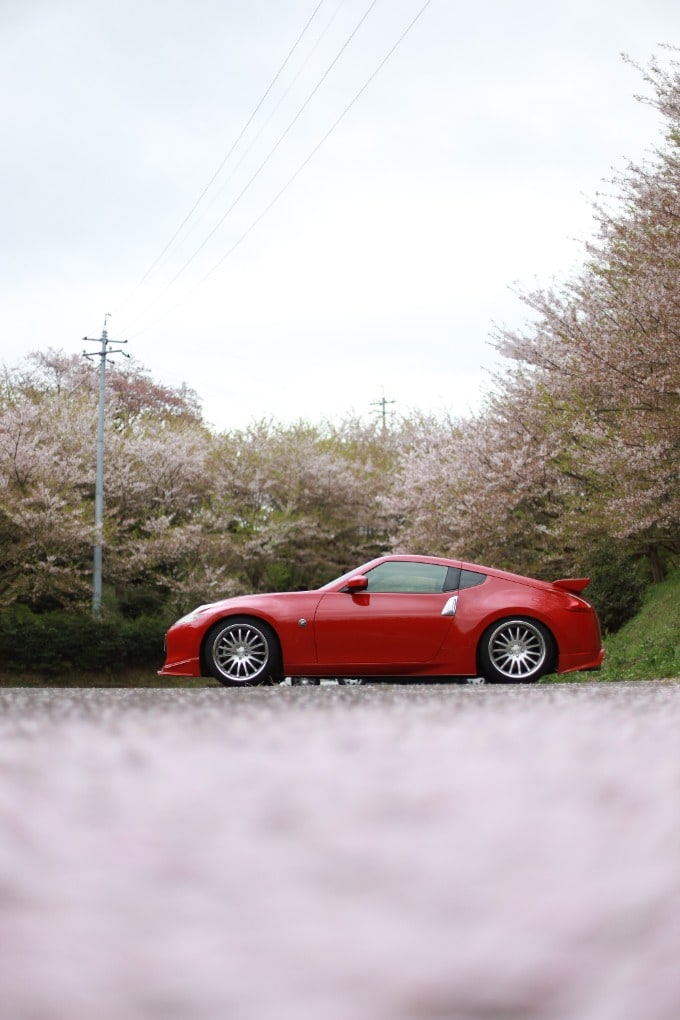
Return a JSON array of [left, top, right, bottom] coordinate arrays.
[[459, 569, 486, 590], [365, 561, 449, 593]]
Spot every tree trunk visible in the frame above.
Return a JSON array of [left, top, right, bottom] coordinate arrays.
[[648, 546, 666, 584]]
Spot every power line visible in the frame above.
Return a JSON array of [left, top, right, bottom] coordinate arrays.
[[167, 0, 350, 254], [127, 0, 434, 340], [113, 0, 328, 317], [119, 0, 381, 336]]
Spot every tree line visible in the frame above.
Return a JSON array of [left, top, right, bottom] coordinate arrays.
[[390, 51, 679, 587], [1, 52, 678, 638], [0, 351, 400, 618]]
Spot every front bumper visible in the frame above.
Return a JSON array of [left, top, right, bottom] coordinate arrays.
[[158, 654, 202, 677]]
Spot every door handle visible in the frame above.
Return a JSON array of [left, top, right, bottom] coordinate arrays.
[[441, 595, 458, 617]]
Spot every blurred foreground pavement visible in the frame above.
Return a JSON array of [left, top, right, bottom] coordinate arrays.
[[0, 681, 679, 1020]]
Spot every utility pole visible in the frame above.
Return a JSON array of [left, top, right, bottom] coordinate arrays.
[[370, 393, 396, 431], [82, 316, 129, 618]]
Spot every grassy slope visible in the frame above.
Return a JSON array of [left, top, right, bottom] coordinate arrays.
[[596, 568, 680, 681]]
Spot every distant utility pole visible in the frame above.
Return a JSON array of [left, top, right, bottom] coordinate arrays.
[[370, 393, 396, 431], [82, 316, 129, 619]]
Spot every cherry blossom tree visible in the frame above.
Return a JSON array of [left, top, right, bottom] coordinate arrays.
[[494, 53, 680, 577], [0, 352, 211, 612], [207, 417, 398, 593], [0, 353, 399, 615], [391, 50, 680, 582], [387, 396, 573, 579]]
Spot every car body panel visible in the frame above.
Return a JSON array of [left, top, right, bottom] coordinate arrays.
[[159, 554, 605, 680], [312, 591, 455, 666]]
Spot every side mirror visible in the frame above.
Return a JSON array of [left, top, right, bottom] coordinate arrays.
[[343, 575, 368, 593]]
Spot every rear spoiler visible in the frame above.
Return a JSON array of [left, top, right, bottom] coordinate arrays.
[[553, 578, 591, 594]]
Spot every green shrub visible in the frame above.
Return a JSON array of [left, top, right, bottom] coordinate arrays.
[[581, 543, 649, 635], [0, 607, 168, 675]]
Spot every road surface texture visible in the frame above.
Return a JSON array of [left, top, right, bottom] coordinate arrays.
[[0, 681, 678, 1020]]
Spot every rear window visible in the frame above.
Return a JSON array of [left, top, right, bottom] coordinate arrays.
[[459, 569, 486, 590]]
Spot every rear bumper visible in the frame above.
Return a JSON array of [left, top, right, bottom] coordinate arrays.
[[558, 647, 606, 675]]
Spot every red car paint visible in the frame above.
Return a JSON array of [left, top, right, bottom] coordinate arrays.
[[160, 555, 604, 683]]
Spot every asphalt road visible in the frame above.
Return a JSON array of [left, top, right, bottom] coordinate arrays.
[[1, 681, 679, 1020]]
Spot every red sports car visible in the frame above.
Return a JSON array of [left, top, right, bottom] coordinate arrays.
[[160, 554, 604, 686]]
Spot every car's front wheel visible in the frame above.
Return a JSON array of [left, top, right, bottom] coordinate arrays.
[[478, 618, 554, 684], [204, 617, 283, 686]]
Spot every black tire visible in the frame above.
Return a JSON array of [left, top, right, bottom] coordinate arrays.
[[478, 617, 554, 684], [204, 617, 283, 686]]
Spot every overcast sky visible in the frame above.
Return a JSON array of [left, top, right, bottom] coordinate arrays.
[[2, 0, 679, 430]]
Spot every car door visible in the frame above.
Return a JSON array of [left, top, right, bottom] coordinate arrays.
[[312, 561, 459, 667]]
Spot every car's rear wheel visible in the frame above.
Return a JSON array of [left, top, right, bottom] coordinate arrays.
[[478, 618, 554, 684], [204, 617, 282, 686]]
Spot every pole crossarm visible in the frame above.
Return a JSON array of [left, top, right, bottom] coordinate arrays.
[[370, 394, 396, 431]]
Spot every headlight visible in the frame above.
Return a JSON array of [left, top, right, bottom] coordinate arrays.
[[176, 604, 214, 625]]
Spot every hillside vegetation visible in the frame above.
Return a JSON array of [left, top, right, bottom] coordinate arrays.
[[597, 570, 680, 681]]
